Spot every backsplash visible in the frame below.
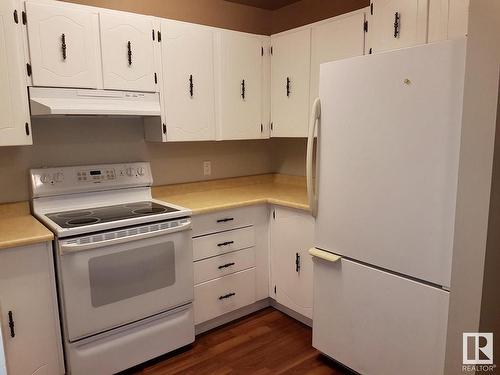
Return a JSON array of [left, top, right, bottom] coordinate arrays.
[[0, 117, 305, 203]]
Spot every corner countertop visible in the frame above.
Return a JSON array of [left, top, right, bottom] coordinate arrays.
[[0, 202, 53, 251], [0, 174, 307, 250], [153, 174, 310, 215]]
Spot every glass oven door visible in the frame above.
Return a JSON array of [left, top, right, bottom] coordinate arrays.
[[56, 219, 193, 342]]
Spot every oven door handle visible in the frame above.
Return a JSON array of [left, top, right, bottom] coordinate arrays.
[[59, 221, 191, 255]]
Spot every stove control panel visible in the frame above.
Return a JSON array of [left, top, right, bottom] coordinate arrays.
[[30, 162, 153, 198]]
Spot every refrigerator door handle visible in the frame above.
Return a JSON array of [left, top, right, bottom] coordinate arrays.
[[307, 97, 321, 217], [309, 247, 341, 263]]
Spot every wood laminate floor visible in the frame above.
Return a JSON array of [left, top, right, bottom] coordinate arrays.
[[123, 307, 353, 375]]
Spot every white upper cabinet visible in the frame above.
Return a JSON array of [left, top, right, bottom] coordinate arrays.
[[366, 0, 428, 53], [216, 31, 263, 140], [270, 207, 315, 319], [428, 0, 469, 43], [161, 20, 216, 141], [100, 12, 157, 92], [25, 1, 100, 88], [310, 11, 366, 108], [271, 28, 311, 138], [0, 0, 31, 146]]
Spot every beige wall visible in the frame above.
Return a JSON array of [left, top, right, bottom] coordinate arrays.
[[60, 0, 272, 34], [60, 0, 368, 35], [0, 118, 274, 203], [479, 77, 500, 366], [444, 1, 500, 373], [271, 0, 368, 34], [0, 0, 372, 203]]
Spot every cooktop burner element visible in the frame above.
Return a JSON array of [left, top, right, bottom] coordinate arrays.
[[46, 201, 179, 228]]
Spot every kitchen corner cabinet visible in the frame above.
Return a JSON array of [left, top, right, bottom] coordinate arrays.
[[160, 20, 216, 141], [216, 31, 264, 140], [270, 28, 311, 138], [99, 11, 158, 92], [0, 243, 64, 375], [24, 1, 100, 88], [366, 0, 428, 53], [310, 11, 366, 110], [0, 0, 32, 146], [270, 206, 314, 319]]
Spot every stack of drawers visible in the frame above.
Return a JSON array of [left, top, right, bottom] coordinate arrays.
[[192, 208, 258, 325]]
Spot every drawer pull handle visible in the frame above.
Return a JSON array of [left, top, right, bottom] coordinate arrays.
[[8, 311, 15, 338], [217, 241, 234, 247], [218, 262, 235, 269], [219, 292, 236, 300], [216, 218, 234, 223]]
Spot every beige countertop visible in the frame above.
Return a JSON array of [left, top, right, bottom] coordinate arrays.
[[0, 174, 307, 250], [0, 202, 53, 251], [153, 174, 310, 215]]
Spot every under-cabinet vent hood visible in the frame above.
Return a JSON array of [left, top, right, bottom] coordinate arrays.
[[29, 87, 161, 117]]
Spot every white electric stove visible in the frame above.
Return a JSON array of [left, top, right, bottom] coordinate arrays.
[[30, 162, 195, 375]]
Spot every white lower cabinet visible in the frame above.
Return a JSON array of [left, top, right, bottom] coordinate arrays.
[[0, 243, 64, 375], [192, 206, 269, 326], [313, 257, 449, 375], [270, 206, 314, 319], [194, 268, 256, 324]]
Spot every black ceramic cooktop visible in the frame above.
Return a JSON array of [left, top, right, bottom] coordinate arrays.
[[46, 201, 179, 228]]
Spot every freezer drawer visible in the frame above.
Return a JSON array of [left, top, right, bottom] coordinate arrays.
[[312, 256, 449, 375]]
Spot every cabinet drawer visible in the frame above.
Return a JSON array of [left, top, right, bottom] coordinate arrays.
[[194, 247, 256, 285], [193, 226, 254, 261], [194, 268, 256, 324], [192, 207, 256, 237]]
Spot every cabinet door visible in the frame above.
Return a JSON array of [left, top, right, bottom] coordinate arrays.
[[25, 2, 100, 88], [162, 20, 215, 141], [217, 31, 263, 140], [310, 12, 365, 109], [0, 0, 31, 146], [100, 12, 157, 92], [270, 207, 314, 318], [367, 0, 428, 53], [0, 243, 64, 375], [270, 28, 310, 137]]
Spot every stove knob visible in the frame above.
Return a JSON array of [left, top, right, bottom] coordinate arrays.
[[55, 172, 64, 182], [137, 167, 145, 176], [126, 167, 134, 177], [40, 174, 50, 184]]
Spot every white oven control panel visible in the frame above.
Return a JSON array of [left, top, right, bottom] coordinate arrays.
[[30, 162, 153, 198]]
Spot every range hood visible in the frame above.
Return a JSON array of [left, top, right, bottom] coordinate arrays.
[[29, 87, 161, 117]]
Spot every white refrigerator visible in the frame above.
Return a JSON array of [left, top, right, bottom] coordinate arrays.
[[307, 39, 466, 375]]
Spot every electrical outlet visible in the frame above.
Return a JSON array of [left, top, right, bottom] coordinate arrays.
[[203, 161, 211, 176]]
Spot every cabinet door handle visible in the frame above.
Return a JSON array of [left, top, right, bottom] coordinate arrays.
[[216, 217, 234, 223], [394, 12, 401, 38], [8, 311, 15, 338], [295, 252, 301, 272], [219, 292, 236, 300], [286, 77, 291, 97], [241, 79, 246, 99], [127, 41, 132, 66], [189, 74, 194, 97], [61, 33, 67, 60], [217, 241, 234, 247], [218, 262, 235, 269]]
